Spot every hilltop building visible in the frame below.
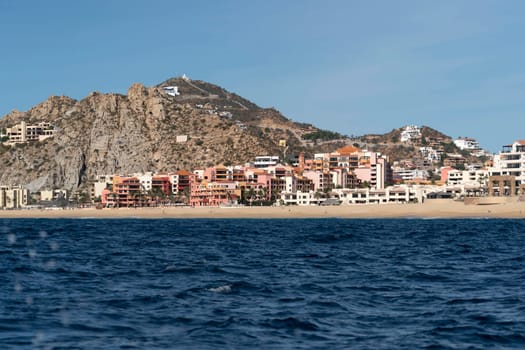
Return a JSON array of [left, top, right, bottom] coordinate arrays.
[[454, 137, 481, 151], [400, 125, 421, 143], [2, 121, 55, 145]]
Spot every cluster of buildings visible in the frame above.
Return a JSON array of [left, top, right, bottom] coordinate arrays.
[[89, 135, 521, 208], [391, 125, 494, 184], [1, 118, 525, 209], [86, 145, 395, 208]]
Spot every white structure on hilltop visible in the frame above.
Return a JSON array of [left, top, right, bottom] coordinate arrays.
[[454, 137, 491, 158], [400, 125, 421, 142], [454, 137, 481, 151], [163, 86, 180, 97]]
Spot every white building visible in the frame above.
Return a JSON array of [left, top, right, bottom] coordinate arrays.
[[400, 125, 421, 142], [253, 156, 280, 168], [90, 174, 115, 200], [393, 168, 429, 182], [454, 137, 481, 151], [163, 86, 180, 96], [136, 172, 154, 192], [419, 147, 441, 162], [447, 169, 489, 187], [280, 191, 326, 206], [489, 140, 525, 187], [280, 186, 423, 206], [332, 186, 421, 204]]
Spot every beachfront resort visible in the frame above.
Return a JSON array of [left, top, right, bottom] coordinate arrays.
[[1, 126, 525, 210]]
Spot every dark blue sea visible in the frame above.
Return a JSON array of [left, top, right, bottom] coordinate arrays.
[[1, 219, 525, 349]]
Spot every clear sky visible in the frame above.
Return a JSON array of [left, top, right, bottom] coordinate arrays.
[[1, 0, 524, 152]]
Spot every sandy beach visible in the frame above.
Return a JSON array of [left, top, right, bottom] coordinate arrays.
[[1, 199, 525, 219]]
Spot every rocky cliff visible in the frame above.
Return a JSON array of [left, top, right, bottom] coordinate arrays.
[[0, 77, 338, 192]]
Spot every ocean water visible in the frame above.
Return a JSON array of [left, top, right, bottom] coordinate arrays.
[[1, 218, 525, 349]]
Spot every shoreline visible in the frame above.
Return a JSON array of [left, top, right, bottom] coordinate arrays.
[[1, 200, 525, 219]]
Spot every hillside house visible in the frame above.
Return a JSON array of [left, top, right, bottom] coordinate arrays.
[[3, 121, 55, 145]]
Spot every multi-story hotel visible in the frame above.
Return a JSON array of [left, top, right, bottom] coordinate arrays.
[[489, 140, 525, 194]]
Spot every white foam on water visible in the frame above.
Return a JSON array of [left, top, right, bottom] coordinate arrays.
[[164, 265, 177, 272], [59, 309, 70, 326], [39, 230, 48, 238], [45, 260, 57, 269], [209, 284, 232, 293], [28, 249, 37, 258], [32, 331, 44, 346], [50, 242, 59, 251], [7, 233, 16, 244]]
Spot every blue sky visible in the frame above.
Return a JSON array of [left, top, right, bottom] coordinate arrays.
[[1, 1, 524, 152]]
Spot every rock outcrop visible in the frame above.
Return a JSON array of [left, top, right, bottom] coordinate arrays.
[[0, 77, 331, 191]]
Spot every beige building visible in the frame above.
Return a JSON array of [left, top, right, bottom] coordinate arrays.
[[40, 189, 68, 201], [3, 121, 55, 144], [0, 186, 30, 209]]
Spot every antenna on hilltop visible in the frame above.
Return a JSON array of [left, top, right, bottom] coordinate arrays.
[[182, 74, 189, 81]]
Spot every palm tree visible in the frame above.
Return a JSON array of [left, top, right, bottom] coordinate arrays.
[[314, 191, 323, 205], [257, 188, 267, 202], [247, 188, 255, 206]]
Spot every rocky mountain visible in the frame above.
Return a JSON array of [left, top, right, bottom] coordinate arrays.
[[0, 76, 482, 193], [0, 76, 347, 192]]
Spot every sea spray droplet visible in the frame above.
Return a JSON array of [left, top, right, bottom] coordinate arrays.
[[39, 230, 48, 238], [59, 310, 70, 326], [7, 233, 16, 244], [45, 260, 57, 269], [32, 332, 44, 346], [26, 296, 33, 305], [28, 249, 37, 258], [14, 282, 22, 293], [50, 242, 59, 251]]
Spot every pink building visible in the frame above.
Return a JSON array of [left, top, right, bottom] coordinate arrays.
[[354, 152, 391, 189], [303, 170, 334, 192]]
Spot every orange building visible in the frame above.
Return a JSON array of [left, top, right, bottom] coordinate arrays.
[[106, 176, 142, 207], [189, 180, 240, 207], [152, 176, 172, 195]]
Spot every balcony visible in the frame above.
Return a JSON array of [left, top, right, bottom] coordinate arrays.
[[501, 154, 522, 161]]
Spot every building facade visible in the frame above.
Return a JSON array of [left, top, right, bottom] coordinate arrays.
[[0, 186, 30, 209], [489, 140, 525, 194]]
